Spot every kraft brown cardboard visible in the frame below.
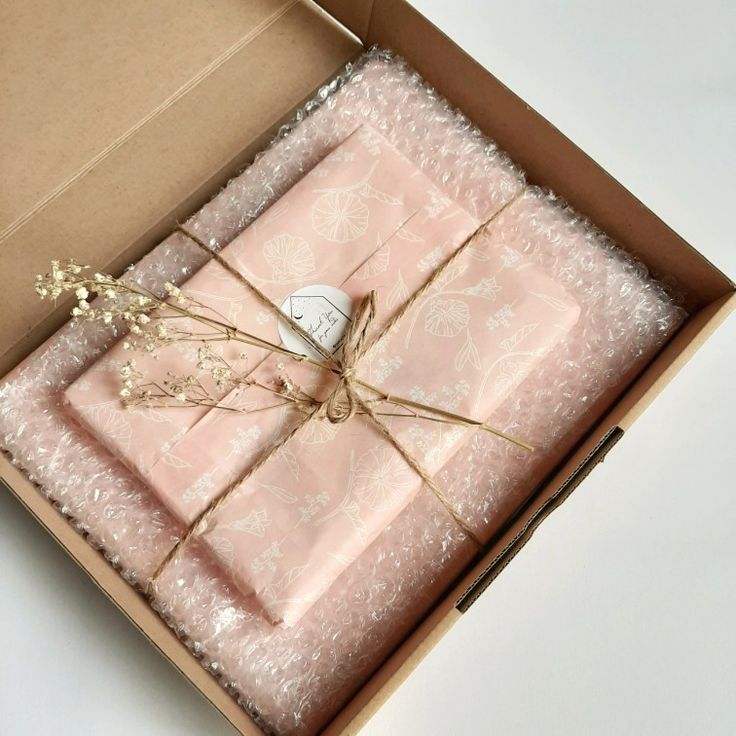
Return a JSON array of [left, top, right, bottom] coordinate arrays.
[[1, 1, 733, 734]]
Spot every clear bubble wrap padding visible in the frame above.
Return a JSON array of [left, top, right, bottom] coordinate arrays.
[[0, 50, 686, 735]]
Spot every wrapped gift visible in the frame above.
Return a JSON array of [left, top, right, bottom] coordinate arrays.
[[199, 226, 581, 625], [63, 124, 481, 522], [65, 124, 580, 625]]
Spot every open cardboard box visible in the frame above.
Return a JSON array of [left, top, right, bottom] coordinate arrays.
[[1, 0, 733, 733]]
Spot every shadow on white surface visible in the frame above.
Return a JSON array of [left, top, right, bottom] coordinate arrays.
[[0, 488, 234, 735]]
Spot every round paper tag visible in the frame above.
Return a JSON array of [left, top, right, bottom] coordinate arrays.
[[278, 285, 353, 359]]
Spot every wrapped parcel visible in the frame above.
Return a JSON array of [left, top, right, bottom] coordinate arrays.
[[65, 125, 580, 625]]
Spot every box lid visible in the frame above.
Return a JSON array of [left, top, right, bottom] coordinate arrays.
[[0, 0, 360, 374]]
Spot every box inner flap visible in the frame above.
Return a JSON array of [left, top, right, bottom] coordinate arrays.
[[2, 0, 286, 234], [0, 0, 359, 367]]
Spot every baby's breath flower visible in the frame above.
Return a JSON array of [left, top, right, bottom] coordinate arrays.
[[34, 259, 304, 416]]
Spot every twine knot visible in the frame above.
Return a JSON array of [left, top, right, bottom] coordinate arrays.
[[323, 290, 376, 424]]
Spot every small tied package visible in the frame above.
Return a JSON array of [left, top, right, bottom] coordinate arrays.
[[64, 124, 477, 523], [64, 124, 580, 626]]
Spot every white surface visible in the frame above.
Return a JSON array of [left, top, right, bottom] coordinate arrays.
[[1, 1, 734, 734]]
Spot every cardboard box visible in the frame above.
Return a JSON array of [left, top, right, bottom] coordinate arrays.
[[1, 1, 733, 733]]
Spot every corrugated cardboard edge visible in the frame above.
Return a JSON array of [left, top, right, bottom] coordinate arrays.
[[456, 426, 624, 612], [0, 465, 263, 736]]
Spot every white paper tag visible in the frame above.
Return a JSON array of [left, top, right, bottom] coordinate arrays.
[[278, 285, 353, 359]]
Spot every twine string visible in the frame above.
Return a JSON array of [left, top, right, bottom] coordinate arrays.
[[148, 191, 525, 591]]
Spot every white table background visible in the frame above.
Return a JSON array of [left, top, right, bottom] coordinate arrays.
[[1, 1, 733, 734]]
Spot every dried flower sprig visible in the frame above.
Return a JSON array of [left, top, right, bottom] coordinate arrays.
[[35, 259, 533, 451]]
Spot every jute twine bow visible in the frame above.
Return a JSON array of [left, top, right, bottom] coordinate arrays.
[[323, 290, 375, 424], [148, 191, 528, 591]]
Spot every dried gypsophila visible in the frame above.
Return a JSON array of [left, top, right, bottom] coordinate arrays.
[[35, 260, 282, 404], [118, 348, 258, 410], [35, 260, 534, 450], [36, 261, 328, 416], [41, 261, 270, 370]]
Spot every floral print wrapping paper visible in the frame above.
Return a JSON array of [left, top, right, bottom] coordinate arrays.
[[63, 125, 436, 521], [65, 124, 580, 626], [202, 231, 580, 625]]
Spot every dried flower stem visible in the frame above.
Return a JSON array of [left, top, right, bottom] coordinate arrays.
[[36, 260, 532, 451]]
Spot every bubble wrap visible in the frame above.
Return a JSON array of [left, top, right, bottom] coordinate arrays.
[[0, 50, 686, 735]]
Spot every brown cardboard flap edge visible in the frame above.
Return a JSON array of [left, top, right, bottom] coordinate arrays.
[[456, 426, 624, 612], [0, 0, 361, 375]]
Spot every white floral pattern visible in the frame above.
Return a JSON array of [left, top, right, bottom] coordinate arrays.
[[463, 276, 500, 301], [297, 493, 330, 525], [250, 541, 283, 574], [298, 418, 340, 445], [311, 191, 369, 243], [77, 404, 132, 451], [182, 471, 216, 505], [424, 298, 470, 337], [262, 234, 315, 281], [223, 509, 270, 538], [229, 425, 262, 455], [416, 246, 444, 273], [207, 536, 235, 567], [486, 303, 516, 331], [353, 242, 390, 279], [350, 446, 414, 513]]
